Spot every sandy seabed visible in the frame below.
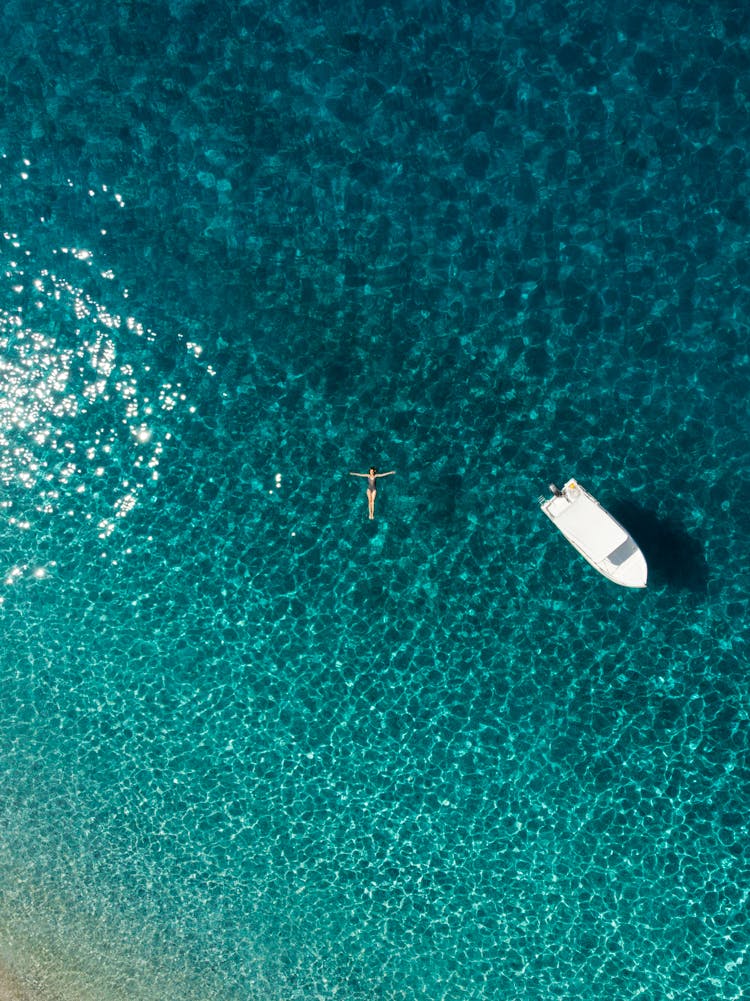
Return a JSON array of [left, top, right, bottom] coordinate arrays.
[[0, 965, 33, 1001]]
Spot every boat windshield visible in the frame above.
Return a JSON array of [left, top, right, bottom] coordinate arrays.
[[608, 537, 638, 566]]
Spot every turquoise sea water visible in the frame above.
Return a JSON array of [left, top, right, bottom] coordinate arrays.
[[1, 0, 749, 997]]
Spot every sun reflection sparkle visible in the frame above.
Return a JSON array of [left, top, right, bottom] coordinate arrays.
[[0, 195, 206, 543]]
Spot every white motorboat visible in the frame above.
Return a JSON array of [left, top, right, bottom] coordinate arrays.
[[540, 479, 647, 588]]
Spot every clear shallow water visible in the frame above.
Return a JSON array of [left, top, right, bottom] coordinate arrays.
[[0, 0, 749, 997]]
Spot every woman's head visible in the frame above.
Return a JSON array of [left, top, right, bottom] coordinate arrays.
[[369, 467, 377, 475]]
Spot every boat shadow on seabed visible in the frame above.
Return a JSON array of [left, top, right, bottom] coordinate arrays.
[[607, 501, 709, 594]]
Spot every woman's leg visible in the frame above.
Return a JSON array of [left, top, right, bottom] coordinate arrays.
[[367, 489, 375, 519]]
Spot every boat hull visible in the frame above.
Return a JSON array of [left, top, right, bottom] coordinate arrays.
[[540, 479, 647, 588]]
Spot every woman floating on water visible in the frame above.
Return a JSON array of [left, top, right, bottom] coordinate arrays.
[[349, 467, 395, 519]]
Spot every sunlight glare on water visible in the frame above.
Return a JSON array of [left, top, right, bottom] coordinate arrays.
[[0, 188, 204, 552]]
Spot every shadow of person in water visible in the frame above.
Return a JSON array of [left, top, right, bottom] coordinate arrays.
[[439, 472, 463, 521], [608, 500, 709, 594], [412, 471, 463, 528]]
